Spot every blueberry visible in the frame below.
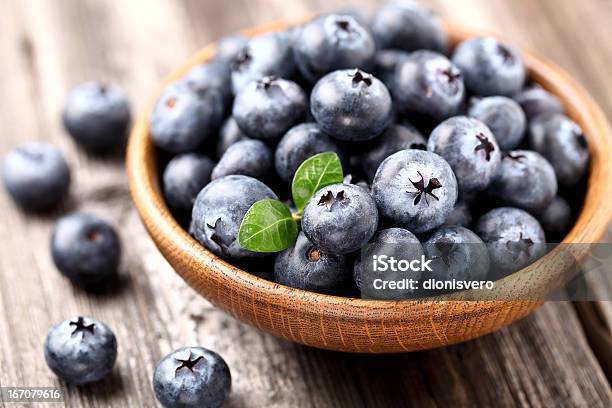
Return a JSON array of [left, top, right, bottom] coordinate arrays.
[[216, 117, 250, 158], [475, 207, 546, 278], [353, 227, 424, 300], [452, 37, 526, 96], [514, 84, 563, 120], [44, 316, 117, 385], [153, 346, 231, 408], [301, 183, 378, 254], [372, 149, 458, 233], [311, 69, 392, 141], [393, 51, 465, 121], [537, 196, 571, 241], [150, 82, 224, 153], [183, 62, 232, 108], [468, 96, 526, 150], [443, 199, 472, 227], [190, 175, 277, 259], [428, 116, 501, 194], [214, 34, 248, 65], [293, 14, 376, 82], [274, 232, 347, 293], [424, 225, 489, 282], [232, 76, 307, 141], [51, 213, 121, 286], [274, 123, 342, 182], [373, 49, 410, 89], [371, 1, 448, 53], [62, 81, 131, 153], [2, 142, 70, 211], [163, 153, 214, 212], [343, 174, 370, 191], [487, 150, 557, 214], [212, 139, 272, 180], [360, 124, 426, 181], [230, 32, 295, 94], [528, 113, 589, 186]]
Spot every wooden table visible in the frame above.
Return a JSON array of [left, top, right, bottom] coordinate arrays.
[[0, 0, 610, 406]]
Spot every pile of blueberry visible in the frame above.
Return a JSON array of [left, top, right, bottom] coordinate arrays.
[[151, 2, 589, 299], [0, 1, 591, 406]]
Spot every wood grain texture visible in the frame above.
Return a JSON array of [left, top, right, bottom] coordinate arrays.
[[0, 0, 610, 406]]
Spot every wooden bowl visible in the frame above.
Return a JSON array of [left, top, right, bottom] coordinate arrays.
[[127, 19, 612, 353]]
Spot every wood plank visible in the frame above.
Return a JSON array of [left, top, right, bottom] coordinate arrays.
[[0, 0, 609, 407]]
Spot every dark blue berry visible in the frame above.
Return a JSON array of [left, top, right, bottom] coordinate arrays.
[[216, 117, 250, 158], [302, 183, 378, 254], [423, 225, 489, 282], [44, 316, 117, 385], [475, 207, 546, 278], [274, 232, 347, 293], [230, 32, 295, 94], [163, 153, 214, 212], [468, 96, 526, 150], [274, 123, 342, 182], [528, 113, 589, 186], [2, 142, 70, 211], [311, 69, 392, 141], [393, 51, 465, 121], [190, 175, 277, 259], [63, 81, 131, 153], [360, 124, 426, 181], [212, 139, 272, 180], [428, 116, 501, 194], [150, 82, 224, 153], [452, 37, 526, 96], [371, 1, 448, 53], [51, 213, 121, 286], [354, 227, 424, 300], [514, 84, 563, 120], [372, 149, 458, 233], [537, 196, 571, 241], [487, 150, 557, 214], [232, 76, 307, 141], [443, 199, 472, 227], [153, 346, 231, 408], [214, 34, 248, 65], [293, 14, 376, 82], [183, 62, 232, 108], [373, 49, 410, 89]]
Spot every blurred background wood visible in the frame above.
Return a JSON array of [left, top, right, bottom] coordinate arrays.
[[0, 0, 610, 406]]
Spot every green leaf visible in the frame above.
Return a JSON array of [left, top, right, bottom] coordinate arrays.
[[238, 199, 298, 252], [291, 152, 344, 212]]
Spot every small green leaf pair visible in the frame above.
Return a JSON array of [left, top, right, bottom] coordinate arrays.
[[238, 152, 343, 252]]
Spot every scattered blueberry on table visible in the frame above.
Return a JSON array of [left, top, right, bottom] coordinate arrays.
[[63, 81, 131, 153], [51, 213, 121, 287], [44, 316, 117, 385], [2, 142, 71, 211], [153, 346, 231, 408]]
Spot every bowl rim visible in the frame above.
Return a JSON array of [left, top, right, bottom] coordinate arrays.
[[127, 18, 612, 312]]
